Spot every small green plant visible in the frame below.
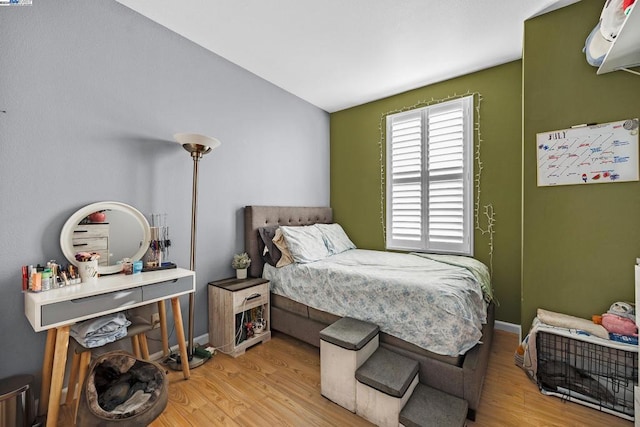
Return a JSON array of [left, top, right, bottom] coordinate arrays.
[[231, 252, 251, 269]]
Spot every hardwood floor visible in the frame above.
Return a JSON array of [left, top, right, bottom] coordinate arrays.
[[57, 330, 632, 426]]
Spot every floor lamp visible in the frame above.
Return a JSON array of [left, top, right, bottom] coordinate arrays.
[[170, 133, 221, 370]]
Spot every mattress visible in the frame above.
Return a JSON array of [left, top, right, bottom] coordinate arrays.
[[263, 249, 489, 356]]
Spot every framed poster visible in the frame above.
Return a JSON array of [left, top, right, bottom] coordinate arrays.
[[536, 119, 639, 187]]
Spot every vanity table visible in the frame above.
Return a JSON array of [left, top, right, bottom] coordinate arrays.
[[24, 201, 194, 426], [24, 268, 195, 427]]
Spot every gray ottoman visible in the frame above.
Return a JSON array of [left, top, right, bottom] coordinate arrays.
[[320, 317, 379, 412], [400, 383, 468, 427], [355, 347, 419, 427]]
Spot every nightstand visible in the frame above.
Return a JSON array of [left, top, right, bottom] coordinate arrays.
[[208, 277, 271, 357]]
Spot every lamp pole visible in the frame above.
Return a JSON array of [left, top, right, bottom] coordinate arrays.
[[169, 134, 220, 370]]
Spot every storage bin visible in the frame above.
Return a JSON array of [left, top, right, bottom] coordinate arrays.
[[0, 374, 35, 427]]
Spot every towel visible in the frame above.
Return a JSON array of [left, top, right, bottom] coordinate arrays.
[[71, 312, 131, 348], [537, 308, 609, 339]]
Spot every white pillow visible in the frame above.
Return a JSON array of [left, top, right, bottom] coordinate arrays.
[[280, 225, 330, 263], [315, 223, 356, 255]]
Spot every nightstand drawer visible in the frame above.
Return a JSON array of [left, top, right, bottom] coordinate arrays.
[[232, 283, 269, 312]]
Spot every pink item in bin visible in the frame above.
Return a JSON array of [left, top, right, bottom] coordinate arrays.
[[601, 313, 638, 337]]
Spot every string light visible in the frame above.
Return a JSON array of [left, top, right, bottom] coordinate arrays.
[[378, 91, 496, 276]]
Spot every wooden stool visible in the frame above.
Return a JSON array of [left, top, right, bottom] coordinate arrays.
[[65, 316, 154, 424]]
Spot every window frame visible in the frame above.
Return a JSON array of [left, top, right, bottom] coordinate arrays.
[[385, 95, 474, 255]]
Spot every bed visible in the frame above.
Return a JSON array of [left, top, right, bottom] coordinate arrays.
[[244, 205, 495, 420]]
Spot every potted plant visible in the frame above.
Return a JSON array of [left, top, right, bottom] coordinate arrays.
[[231, 252, 251, 279]]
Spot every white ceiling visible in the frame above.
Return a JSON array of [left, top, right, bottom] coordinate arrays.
[[115, 0, 580, 112]]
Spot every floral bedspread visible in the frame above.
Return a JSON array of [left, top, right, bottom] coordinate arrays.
[[263, 249, 490, 356]]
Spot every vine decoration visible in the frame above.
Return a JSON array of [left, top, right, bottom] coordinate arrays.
[[378, 91, 495, 276]]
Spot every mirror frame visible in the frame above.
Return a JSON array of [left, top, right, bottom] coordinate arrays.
[[60, 201, 151, 275]]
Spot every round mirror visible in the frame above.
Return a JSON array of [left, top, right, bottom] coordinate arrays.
[[60, 201, 152, 275]]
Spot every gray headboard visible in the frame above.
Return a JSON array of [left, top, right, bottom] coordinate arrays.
[[244, 206, 333, 278]]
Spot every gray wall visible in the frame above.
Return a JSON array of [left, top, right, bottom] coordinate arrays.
[[0, 0, 329, 387]]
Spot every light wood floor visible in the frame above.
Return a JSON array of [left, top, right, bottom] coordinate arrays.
[[58, 330, 632, 426]]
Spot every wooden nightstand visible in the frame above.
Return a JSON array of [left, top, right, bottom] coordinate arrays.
[[208, 277, 271, 357]]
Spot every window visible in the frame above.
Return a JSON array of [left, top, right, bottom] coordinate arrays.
[[385, 96, 473, 255]]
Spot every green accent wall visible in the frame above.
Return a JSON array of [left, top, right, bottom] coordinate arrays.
[[330, 62, 523, 324], [522, 2, 640, 332]]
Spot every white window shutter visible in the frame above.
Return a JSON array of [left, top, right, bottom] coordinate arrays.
[[386, 96, 473, 255], [386, 111, 424, 250]]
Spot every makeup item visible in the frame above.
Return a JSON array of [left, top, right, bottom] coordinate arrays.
[[133, 260, 143, 274], [61, 271, 70, 287], [33, 272, 42, 292], [28, 265, 34, 290], [41, 269, 52, 291], [78, 259, 98, 285], [68, 265, 79, 284], [22, 266, 28, 291], [48, 261, 59, 288], [122, 258, 133, 275]]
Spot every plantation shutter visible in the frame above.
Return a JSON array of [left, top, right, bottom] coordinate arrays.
[[386, 111, 424, 249], [386, 96, 473, 255]]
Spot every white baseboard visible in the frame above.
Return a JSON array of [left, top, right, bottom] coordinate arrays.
[[495, 320, 522, 342]]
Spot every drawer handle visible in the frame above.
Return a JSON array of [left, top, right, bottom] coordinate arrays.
[[70, 290, 137, 303], [73, 243, 89, 247], [245, 293, 261, 301], [74, 230, 89, 233]]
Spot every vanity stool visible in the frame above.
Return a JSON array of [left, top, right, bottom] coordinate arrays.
[[319, 317, 379, 412], [65, 315, 155, 423]]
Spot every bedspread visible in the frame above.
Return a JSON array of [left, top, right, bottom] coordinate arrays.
[[263, 249, 489, 356]]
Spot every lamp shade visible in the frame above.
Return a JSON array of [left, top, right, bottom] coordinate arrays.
[[173, 133, 221, 156]]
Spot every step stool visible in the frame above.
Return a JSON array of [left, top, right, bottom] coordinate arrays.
[[320, 317, 379, 412], [355, 346, 419, 427], [400, 383, 468, 427]]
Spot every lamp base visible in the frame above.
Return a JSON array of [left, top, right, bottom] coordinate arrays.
[[166, 353, 209, 371]]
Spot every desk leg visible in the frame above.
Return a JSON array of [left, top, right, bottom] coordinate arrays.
[[46, 326, 70, 427], [170, 297, 190, 379], [157, 300, 169, 357], [38, 329, 56, 416]]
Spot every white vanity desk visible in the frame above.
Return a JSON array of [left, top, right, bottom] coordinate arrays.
[[24, 267, 195, 427]]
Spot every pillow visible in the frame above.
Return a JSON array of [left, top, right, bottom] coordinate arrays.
[[315, 223, 356, 255], [280, 225, 330, 263], [258, 225, 281, 267], [272, 228, 294, 268]]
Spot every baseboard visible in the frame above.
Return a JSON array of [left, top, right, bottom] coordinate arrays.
[[494, 320, 522, 342]]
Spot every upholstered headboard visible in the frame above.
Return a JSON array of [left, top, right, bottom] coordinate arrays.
[[244, 206, 333, 278]]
